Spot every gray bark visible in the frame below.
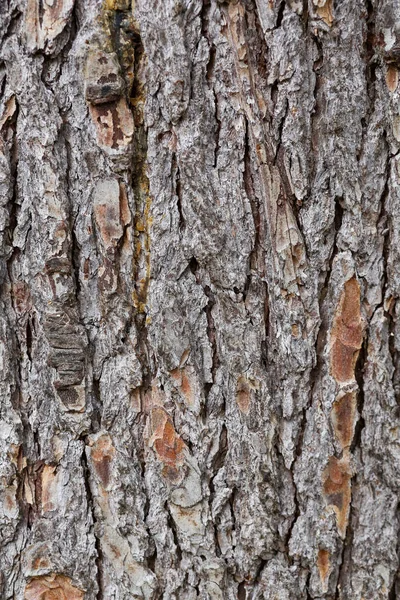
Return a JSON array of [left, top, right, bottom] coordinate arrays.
[[0, 0, 399, 598]]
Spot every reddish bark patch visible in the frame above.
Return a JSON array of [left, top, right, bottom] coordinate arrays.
[[316, 0, 333, 25], [330, 277, 363, 383], [181, 370, 192, 401], [317, 548, 330, 589], [170, 367, 195, 406], [3, 481, 18, 518], [41, 465, 58, 512], [170, 368, 180, 382], [154, 420, 185, 466], [32, 556, 51, 571], [161, 465, 182, 484], [150, 408, 186, 480], [12, 281, 31, 315], [83, 258, 90, 279], [0, 95, 17, 130], [331, 392, 357, 449], [386, 65, 399, 92], [236, 376, 259, 414], [25, 573, 84, 600], [322, 454, 352, 537], [236, 377, 251, 414], [90, 435, 115, 489], [119, 183, 131, 228]]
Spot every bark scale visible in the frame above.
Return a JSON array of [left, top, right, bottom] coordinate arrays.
[[0, 0, 399, 598]]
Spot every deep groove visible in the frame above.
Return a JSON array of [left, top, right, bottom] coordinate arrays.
[[276, 0, 285, 28], [165, 502, 183, 563], [243, 115, 262, 302], [238, 581, 246, 600], [91, 376, 102, 433], [351, 337, 367, 455], [251, 557, 267, 593], [172, 153, 185, 228], [335, 335, 368, 597], [81, 445, 104, 600], [1, 0, 398, 596], [26, 319, 32, 362], [203, 284, 220, 388], [213, 89, 221, 168], [188, 256, 220, 396]]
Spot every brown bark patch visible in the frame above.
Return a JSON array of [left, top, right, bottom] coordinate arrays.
[[315, 0, 333, 26], [90, 434, 116, 489], [25, 0, 75, 53], [330, 341, 358, 383], [12, 281, 31, 315], [317, 549, 331, 590], [170, 367, 195, 407], [150, 408, 186, 479], [41, 465, 59, 512], [119, 183, 131, 227], [235, 376, 260, 414], [330, 277, 363, 383], [0, 95, 17, 130], [32, 556, 51, 571], [331, 392, 357, 449], [386, 65, 399, 93], [154, 420, 185, 466], [4, 482, 18, 517], [89, 98, 133, 149], [322, 454, 352, 538], [161, 465, 183, 484], [236, 377, 251, 414], [25, 573, 84, 600]]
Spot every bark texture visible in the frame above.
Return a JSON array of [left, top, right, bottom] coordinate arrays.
[[0, 0, 400, 598]]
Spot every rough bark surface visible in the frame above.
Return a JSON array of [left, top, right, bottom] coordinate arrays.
[[0, 0, 400, 598]]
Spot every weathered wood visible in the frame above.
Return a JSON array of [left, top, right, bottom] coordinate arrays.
[[0, 0, 399, 597]]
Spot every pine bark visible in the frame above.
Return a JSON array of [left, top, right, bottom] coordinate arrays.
[[1, 0, 399, 598]]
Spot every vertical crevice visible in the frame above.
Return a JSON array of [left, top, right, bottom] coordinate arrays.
[[201, 0, 220, 169], [203, 284, 220, 391], [165, 502, 183, 563], [350, 337, 367, 455], [243, 116, 260, 297], [26, 319, 33, 363], [172, 153, 185, 229], [71, 227, 82, 301], [81, 445, 104, 600], [91, 376, 102, 433], [212, 89, 221, 169], [238, 580, 247, 599], [276, 0, 285, 28], [188, 256, 220, 396], [250, 557, 267, 593]]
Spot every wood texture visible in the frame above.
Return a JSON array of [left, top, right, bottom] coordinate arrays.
[[0, 0, 399, 597]]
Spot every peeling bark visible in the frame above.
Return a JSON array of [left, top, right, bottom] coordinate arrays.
[[1, 0, 400, 598]]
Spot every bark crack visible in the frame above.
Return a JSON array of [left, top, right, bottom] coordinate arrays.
[[81, 442, 104, 600]]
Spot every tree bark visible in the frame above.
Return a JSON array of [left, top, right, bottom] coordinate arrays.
[[1, 0, 399, 598]]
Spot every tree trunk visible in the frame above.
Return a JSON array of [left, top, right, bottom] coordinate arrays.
[[1, 0, 399, 598]]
